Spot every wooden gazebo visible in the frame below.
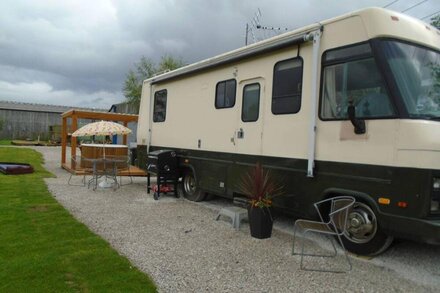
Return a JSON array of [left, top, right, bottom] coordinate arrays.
[[61, 109, 146, 176]]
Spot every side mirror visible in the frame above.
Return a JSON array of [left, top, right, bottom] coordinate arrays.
[[347, 102, 366, 134]]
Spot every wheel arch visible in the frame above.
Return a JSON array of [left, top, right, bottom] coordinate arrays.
[[180, 162, 197, 179], [321, 188, 380, 212]]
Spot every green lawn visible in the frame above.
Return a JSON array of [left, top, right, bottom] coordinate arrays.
[[0, 139, 12, 145], [0, 147, 157, 292]]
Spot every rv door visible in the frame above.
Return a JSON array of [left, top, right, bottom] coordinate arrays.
[[235, 78, 265, 155]]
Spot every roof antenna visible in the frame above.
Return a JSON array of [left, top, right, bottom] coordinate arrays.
[[245, 8, 262, 45], [245, 8, 289, 46]]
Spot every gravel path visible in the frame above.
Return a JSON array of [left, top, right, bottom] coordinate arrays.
[[33, 146, 439, 292]]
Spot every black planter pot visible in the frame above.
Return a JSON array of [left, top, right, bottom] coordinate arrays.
[[248, 206, 273, 239]]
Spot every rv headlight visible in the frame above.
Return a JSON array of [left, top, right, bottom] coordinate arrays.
[[433, 178, 440, 190]]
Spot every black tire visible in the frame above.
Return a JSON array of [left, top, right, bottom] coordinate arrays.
[[180, 168, 206, 202], [341, 199, 393, 256]]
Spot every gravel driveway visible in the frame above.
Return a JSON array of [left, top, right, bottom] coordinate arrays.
[[34, 146, 439, 292]]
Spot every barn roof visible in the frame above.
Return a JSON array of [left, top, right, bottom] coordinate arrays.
[[0, 100, 105, 114]]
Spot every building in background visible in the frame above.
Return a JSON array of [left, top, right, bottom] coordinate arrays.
[[108, 101, 138, 146], [0, 100, 103, 141]]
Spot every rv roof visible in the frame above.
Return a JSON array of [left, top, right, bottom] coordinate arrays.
[[145, 7, 439, 85], [145, 23, 318, 85]]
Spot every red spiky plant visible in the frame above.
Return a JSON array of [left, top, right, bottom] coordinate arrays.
[[237, 162, 284, 208]]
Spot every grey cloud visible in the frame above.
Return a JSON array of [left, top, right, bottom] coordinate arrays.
[[0, 0, 438, 108]]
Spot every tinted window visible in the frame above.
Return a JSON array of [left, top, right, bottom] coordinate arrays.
[[320, 44, 395, 119], [377, 40, 440, 119], [216, 79, 236, 108], [272, 58, 303, 114], [242, 83, 260, 122], [153, 90, 167, 122], [324, 43, 372, 63]]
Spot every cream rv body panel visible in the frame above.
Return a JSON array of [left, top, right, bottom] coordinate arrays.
[[315, 120, 398, 166], [137, 81, 151, 146], [396, 120, 440, 169]]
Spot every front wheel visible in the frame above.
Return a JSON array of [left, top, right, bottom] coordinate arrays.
[[341, 201, 393, 256], [181, 169, 206, 202]]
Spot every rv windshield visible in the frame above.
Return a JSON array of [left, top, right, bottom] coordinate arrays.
[[378, 40, 440, 120]]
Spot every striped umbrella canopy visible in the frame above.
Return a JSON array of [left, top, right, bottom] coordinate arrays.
[[71, 120, 132, 137]]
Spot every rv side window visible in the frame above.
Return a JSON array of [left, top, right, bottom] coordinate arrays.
[[242, 83, 260, 122], [215, 79, 236, 108], [272, 58, 303, 115], [320, 43, 396, 120], [153, 89, 167, 122]]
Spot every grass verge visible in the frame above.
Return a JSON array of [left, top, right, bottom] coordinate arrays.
[[0, 147, 157, 292]]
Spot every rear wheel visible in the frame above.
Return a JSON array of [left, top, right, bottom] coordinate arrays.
[[342, 200, 393, 256], [181, 169, 206, 202]]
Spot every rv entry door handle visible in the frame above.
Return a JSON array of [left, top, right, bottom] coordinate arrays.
[[231, 128, 244, 145], [237, 128, 244, 139]]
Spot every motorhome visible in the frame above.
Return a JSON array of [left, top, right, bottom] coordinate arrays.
[[137, 7, 440, 255]]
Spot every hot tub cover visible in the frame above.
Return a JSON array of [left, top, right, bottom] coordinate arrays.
[[0, 162, 34, 175]]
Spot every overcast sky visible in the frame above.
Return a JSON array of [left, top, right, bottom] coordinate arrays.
[[0, 0, 438, 109]]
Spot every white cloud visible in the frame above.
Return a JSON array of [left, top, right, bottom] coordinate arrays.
[[0, 80, 122, 109]]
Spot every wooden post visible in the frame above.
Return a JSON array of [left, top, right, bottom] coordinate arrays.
[[61, 117, 67, 165], [123, 121, 128, 145], [71, 115, 78, 166]]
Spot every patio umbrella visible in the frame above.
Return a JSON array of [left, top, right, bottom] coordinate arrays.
[[71, 120, 132, 158], [71, 120, 132, 189], [71, 120, 132, 138]]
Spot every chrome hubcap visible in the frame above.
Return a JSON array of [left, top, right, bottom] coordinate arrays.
[[183, 173, 196, 196], [345, 202, 377, 244]]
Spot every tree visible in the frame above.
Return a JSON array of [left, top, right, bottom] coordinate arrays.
[[431, 15, 440, 29], [157, 54, 185, 73], [123, 55, 185, 111]]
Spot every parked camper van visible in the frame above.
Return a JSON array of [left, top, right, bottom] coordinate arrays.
[[137, 7, 440, 255]]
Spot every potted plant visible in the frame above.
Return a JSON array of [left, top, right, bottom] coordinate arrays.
[[237, 162, 283, 239]]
